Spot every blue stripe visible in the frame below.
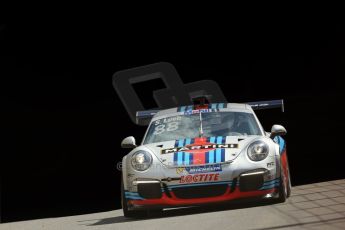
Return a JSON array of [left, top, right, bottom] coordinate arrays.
[[190, 153, 193, 165], [175, 140, 179, 147], [185, 138, 191, 145], [178, 139, 185, 147], [210, 136, 216, 143], [187, 105, 193, 111], [208, 150, 214, 163], [260, 183, 280, 190], [216, 136, 223, 144], [259, 179, 280, 190], [221, 149, 225, 162], [184, 152, 190, 165], [275, 136, 285, 154], [263, 180, 280, 186], [262, 178, 280, 184], [279, 136, 285, 154], [174, 152, 178, 163], [126, 196, 144, 200], [125, 192, 140, 195], [216, 149, 222, 163], [263, 181, 280, 186], [124, 192, 144, 198], [260, 186, 276, 190], [177, 152, 183, 165], [263, 178, 280, 183], [125, 194, 142, 198], [236, 178, 280, 189], [205, 152, 209, 163], [125, 196, 143, 199]]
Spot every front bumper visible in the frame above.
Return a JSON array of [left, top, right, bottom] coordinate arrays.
[[125, 168, 279, 210]]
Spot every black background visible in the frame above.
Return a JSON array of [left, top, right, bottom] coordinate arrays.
[[2, 5, 345, 222]]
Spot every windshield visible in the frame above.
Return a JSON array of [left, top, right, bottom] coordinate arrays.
[[143, 111, 262, 144]]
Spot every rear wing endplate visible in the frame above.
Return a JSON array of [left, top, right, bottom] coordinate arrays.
[[136, 110, 160, 125]]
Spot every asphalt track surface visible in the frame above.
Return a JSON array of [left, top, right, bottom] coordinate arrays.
[[1, 179, 345, 230]]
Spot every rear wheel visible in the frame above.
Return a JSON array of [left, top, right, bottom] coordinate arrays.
[[121, 178, 147, 218]]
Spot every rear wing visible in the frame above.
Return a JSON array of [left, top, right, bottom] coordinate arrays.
[[136, 99, 284, 125], [246, 99, 284, 112]]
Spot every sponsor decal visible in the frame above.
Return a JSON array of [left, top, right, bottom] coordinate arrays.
[[179, 103, 228, 113], [180, 173, 220, 183], [171, 136, 238, 165], [187, 164, 222, 174], [184, 109, 215, 115], [174, 149, 227, 165], [176, 164, 222, 174], [154, 116, 182, 125], [176, 167, 185, 174], [267, 162, 275, 168], [162, 144, 238, 154]]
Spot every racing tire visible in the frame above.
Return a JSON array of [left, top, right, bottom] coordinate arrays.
[[286, 167, 292, 198], [276, 166, 287, 203], [121, 178, 147, 218]]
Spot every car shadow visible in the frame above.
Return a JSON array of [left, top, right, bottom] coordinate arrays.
[[83, 198, 276, 226]]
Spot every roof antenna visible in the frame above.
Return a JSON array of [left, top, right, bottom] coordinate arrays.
[[199, 112, 204, 137]]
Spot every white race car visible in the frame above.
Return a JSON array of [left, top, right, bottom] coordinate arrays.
[[120, 98, 291, 217]]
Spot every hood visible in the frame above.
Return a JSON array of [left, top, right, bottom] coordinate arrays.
[[145, 136, 258, 167]]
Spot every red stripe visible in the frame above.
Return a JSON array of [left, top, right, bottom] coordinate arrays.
[[195, 105, 209, 109], [129, 187, 276, 207], [192, 152, 206, 165], [186, 137, 213, 165], [194, 137, 207, 144]]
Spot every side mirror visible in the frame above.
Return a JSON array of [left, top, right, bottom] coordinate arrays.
[[121, 136, 137, 148], [270, 124, 287, 139]]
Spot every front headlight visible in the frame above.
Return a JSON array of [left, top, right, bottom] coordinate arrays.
[[247, 141, 269, 161], [131, 150, 152, 171]]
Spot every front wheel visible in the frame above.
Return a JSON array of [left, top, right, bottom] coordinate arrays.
[[286, 167, 292, 198], [121, 178, 147, 218], [276, 167, 287, 203]]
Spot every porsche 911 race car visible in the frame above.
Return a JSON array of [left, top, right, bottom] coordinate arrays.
[[120, 98, 291, 217]]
